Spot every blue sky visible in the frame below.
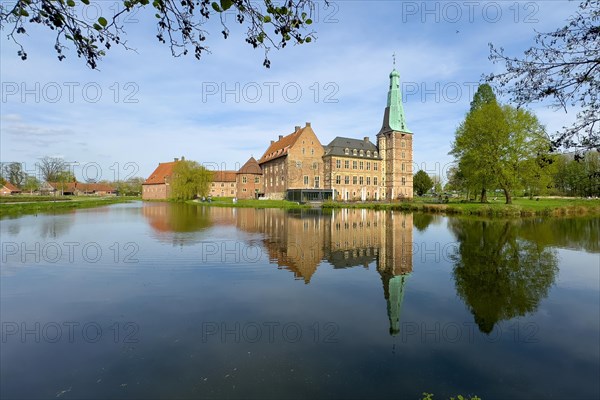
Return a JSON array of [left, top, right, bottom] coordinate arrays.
[[0, 0, 581, 182]]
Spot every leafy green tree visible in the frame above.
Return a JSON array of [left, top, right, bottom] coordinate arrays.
[[451, 84, 501, 202], [170, 160, 212, 201], [494, 105, 551, 203], [23, 175, 40, 194], [449, 218, 558, 334], [451, 85, 551, 204], [488, 0, 599, 151], [553, 151, 600, 196], [0, 0, 319, 69], [413, 170, 433, 196], [2, 162, 26, 188], [116, 177, 145, 196]]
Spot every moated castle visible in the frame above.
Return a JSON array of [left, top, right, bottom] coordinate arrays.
[[142, 68, 414, 201]]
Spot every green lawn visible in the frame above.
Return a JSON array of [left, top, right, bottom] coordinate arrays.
[[323, 197, 600, 217]]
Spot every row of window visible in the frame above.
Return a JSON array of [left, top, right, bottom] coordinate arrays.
[[335, 159, 379, 171], [212, 182, 236, 187], [344, 148, 378, 158], [334, 176, 379, 186], [241, 176, 261, 184]]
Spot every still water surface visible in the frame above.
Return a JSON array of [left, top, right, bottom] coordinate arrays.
[[1, 202, 599, 399]]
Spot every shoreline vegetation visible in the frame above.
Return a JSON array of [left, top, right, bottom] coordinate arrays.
[[0, 196, 138, 218], [1, 195, 598, 218], [190, 196, 600, 217]]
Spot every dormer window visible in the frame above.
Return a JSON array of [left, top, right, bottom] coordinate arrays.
[[344, 148, 349, 155], [359, 150, 364, 157], [353, 149, 357, 156], [374, 151, 378, 158], [367, 151, 371, 157]]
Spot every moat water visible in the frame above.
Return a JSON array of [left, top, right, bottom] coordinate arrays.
[[1, 202, 599, 399]]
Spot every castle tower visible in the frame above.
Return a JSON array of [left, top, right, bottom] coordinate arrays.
[[377, 66, 414, 200]]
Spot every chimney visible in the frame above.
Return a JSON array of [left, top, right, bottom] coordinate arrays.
[[306, 122, 311, 127], [271, 140, 275, 145], [279, 135, 284, 141], [364, 137, 370, 142], [294, 126, 301, 132], [181, 156, 185, 161], [174, 157, 179, 162]]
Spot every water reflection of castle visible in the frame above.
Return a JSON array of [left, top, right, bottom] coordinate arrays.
[[235, 208, 413, 336], [142, 204, 413, 335]]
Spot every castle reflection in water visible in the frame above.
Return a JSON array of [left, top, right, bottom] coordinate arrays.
[[142, 204, 413, 336]]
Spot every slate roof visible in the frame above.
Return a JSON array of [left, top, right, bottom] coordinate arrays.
[[323, 137, 382, 159]]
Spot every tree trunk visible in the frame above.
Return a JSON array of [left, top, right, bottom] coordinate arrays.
[[480, 188, 487, 203], [503, 188, 512, 204]]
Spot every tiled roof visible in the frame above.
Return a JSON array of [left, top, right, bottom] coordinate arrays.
[[237, 157, 262, 175], [3, 182, 21, 192], [48, 182, 115, 192], [258, 127, 304, 164], [324, 136, 382, 159], [144, 161, 178, 185], [213, 171, 237, 182]]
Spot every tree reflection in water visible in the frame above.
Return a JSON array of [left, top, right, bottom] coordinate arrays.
[[448, 219, 559, 334]]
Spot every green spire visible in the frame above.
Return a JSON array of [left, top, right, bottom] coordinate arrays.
[[386, 68, 411, 133], [387, 273, 410, 336]]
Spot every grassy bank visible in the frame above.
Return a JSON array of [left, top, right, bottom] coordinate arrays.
[[0, 196, 138, 218], [188, 197, 309, 209], [322, 197, 600, 217]]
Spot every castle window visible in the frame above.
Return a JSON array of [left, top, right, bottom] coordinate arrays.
[[304, 176, 309, 185], [401, 140, 405, 148], [366, 177, 371, 185], [311, 148, 314, 155], [402, 177, 406, 186], [255, 177, 260, 183], [242, 176, 247, 184], [359, 176, 364, 185], [374, 163, 378, 171], [312, 162, 318, 170], [345, 176, 350, 184], [336, 159, 341, 168], [353, 176, 357, 184], [336, 175, 341, 184], [344, 160, 350, 169], [374, 177, 378, 185], [296, 161, 302, 168], [359, 161, 364, 170], [366, 162, 371, 170], [402, 163, 405, 171], [344, 148, 349, 155], [352, 161, 357, 170], [314, 176, 320, 188]]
